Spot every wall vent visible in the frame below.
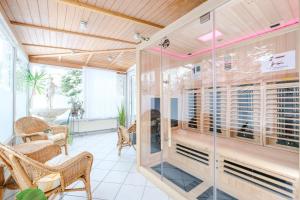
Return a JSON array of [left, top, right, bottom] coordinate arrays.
[[223, 159, 295, 199], [176, 143, 209, 165], [200, 13, 210, 24]]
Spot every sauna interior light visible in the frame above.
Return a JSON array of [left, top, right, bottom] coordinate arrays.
[[198, 30, 222, 42]]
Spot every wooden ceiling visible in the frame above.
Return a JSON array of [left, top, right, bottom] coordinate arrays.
[[0, 0, 206, 72]]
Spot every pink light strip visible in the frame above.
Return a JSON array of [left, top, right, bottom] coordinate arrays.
[[149, 18, 299, 60]]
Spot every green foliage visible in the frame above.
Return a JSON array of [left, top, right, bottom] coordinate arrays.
[[117, 104, 126, 127], [15, 68, 27, 92], [16, 188, 47, 200], [24, 69, 48, 108], [61, 70, 82, 103], [25, 69, 47, 95]]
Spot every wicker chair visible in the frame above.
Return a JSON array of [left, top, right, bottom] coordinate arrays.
[[0, 143, 93, 200], [117, 125, 135, 156], [15, 116, 69, 155]]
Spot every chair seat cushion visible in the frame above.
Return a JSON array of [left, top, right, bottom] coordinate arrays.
[[36, 173, 61, 192], [47, 133, 65, 142]]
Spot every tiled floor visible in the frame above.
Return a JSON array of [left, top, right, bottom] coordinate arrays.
[[4, 132, 172, 200]]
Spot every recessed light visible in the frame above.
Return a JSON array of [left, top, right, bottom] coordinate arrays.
[[80, 20, 88, 31], [133, 32, 141, 40]]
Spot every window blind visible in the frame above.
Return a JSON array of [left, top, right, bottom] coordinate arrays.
[[230, 84, 261, 142], [265, 81, 299, 150], [183, 88, 201, 131], [204, 87, 227, 136]]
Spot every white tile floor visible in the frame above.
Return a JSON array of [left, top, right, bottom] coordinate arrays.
[[4, 132, 172, 200]]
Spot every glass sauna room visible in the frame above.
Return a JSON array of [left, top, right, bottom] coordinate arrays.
[[137, 0, 300, 199]]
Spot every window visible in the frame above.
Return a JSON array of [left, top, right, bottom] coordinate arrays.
[[127, 67, 136, 125], [230, 84, 261, 142], [265, 81, 299, 150], [0, 31, 14, 143], [84, 68, 118, 119], [183, 88, 201, 131], [204, 87, 227, 136], [15, 50, 28, 120]]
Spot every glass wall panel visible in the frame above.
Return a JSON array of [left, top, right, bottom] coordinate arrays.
[[0, 31, 14, 143], [140, 43, 162, 167], [15, 50, 28, 120], [139, 1, 300, 200], [159, 14, 216, 200], [127, 67, 136, 126], [214, 0, 299, 199], [140, 13, 216, 199]]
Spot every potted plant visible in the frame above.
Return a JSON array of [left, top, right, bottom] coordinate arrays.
[[117, 104, 126, 127], [16, 188, 47, 200]]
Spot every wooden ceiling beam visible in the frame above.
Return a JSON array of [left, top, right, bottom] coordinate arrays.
[[110, 52, 123, 66], [29, 57, 126, 73], [58, 0, 165, 29], [22, 43, 86, 52], [85, 53, 94, 65], [29, 47, 136, 58], [11, 21, 137, 45]]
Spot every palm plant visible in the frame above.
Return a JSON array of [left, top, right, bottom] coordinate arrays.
[[24, 69, 47, 108], [117, 104, 126, 127]]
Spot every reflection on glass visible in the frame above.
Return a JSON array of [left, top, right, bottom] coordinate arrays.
[[150, 97, 161, 153], [0, 32, 13, 142], [139, 0, 299, 199]]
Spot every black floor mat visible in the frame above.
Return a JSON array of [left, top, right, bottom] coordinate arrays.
[[197, 186, 238, 200], [151, 162, 202, 192]]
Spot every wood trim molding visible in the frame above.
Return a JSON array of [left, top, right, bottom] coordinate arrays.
[[29, 47, 136, 58], [58, 0, 164, 29], [29, 57, 126, 73], [85, 53, 94, 65], [11, 21, 137, 45], [22, 43, 86, 52]]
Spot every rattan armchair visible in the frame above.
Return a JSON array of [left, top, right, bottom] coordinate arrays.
[[117, 125, 135, 156], [15, 116, 69, 155], [0, 143, 93, 200]]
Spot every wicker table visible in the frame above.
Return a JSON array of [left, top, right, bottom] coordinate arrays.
[[13, 140, 61, 163], [1, 140, 61, 190]]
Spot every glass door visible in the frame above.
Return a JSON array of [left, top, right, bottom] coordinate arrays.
[[158, 12, 216, 199]]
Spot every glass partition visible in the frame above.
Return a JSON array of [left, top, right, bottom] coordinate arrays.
[[214, 0, 299, 199], [15, 50, 29, 120], [0, 31, 14, 143], [139, 0, 300, 199]]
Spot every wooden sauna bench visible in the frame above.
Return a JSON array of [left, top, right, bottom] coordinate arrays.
[[172, 129, 299, 180]]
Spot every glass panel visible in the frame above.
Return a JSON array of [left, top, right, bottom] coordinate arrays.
[[15, 50, 28, 120], [158, 13, 215, 199], [215, 0, 299, 199], [139, 1, 300, 200], [0, 31, 14, 143], [127, 68, 136, 126], [140, 42, 163, 172]]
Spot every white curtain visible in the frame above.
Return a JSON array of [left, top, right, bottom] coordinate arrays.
[[83, 67, 118, 119]]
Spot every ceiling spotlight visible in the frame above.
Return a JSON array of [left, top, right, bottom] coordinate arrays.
[[133, 32, 149, 42], [107, 56, 113, 62], [80, 20, 88, 31]]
